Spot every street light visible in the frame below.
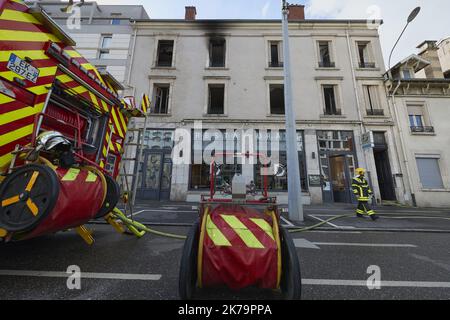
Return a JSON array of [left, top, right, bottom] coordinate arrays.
[[281, 0, 304, 222], [387, 6, 421, 76]]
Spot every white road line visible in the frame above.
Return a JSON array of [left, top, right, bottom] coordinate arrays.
[[280, 216, 295, 227], [312, 242, 417, 248], [0, 270, 162, 281], [310, 214, 354, 229], [126, 210, 146, 218], [303, 279, 450, 288]]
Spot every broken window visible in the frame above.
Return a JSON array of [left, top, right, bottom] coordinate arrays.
[[318, 41, 334, 67], [153, 84, 170, 114], [209, 38, 226, 67], [208, 84, 225, 114], [323, 85, 339, 115], [157, 40, 174, 67], [270, 84, 285, 115], [269, 41, 283, 67]]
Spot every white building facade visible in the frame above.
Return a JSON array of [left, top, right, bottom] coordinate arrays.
[[124, 6, 407, 206]]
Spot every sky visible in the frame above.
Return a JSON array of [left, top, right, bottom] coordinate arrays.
[[94, 0, 450, 67]]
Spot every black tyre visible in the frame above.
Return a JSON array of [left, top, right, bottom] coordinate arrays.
[[279, 226, 302, 300], [179, 220, 200, 300], [0, 164, 60, 233], [95, 174, 120, 219]]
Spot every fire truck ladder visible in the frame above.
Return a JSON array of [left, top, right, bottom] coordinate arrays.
[[119, 116, 148, 207]]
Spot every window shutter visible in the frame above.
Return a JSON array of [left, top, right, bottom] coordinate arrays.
[[416, 158, 444, 189]]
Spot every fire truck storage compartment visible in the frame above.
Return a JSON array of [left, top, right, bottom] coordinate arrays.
[[41, 83, 109, 162]]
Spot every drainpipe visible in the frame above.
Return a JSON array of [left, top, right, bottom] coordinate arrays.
[[126, 21, 138, 97], [387, 78, 417, 206]]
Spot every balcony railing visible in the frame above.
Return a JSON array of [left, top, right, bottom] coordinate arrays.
[[410, 126, 435, 133], [318, 61, 336, 68], [359, 62, 376, 69], [269, 61, 284, 68], [366, 109, 384, 116]]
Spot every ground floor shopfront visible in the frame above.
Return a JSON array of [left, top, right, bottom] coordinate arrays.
[[125, 121, 405, 205]]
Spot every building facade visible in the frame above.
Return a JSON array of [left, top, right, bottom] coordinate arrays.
[[25, 1, 149, 90], [386, 47, 450, 208], [124, 5, 406, 205]]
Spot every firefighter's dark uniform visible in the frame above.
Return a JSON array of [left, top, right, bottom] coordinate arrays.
[[352, 175, 377, 220]]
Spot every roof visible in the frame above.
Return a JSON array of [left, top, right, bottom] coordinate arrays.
[[131, 18, 383, 25], [389, 54, 431, 73]]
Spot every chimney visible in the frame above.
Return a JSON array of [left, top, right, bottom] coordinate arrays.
[[287, 4, 305, 21], [185, 6, 197, 21]]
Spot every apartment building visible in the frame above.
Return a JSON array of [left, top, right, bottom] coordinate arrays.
[[385, 44, 450, 208], [124, 4, 405, 205], [25, 1, 149, 91]]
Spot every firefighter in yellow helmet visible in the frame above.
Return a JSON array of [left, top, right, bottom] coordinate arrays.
[[352, 168, 379, 221]]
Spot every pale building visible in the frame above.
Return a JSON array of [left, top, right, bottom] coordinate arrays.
[[25, 1, 149, 89], [437, 37, 450, 79], [386, 54, 450, 207], [124, 5, 406, 206]]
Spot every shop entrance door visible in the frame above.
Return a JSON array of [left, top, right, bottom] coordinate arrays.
[[322, 154, 355, 203]]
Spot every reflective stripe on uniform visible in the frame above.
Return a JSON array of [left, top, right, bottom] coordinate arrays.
[[62, 168, 80, 181]]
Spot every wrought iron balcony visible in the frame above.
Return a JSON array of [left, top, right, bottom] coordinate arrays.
[[366, 109, 385, 116], [410, 126, 435, 133], [318, 61, 336, 68], [269, 61, 284, 68], [359, 62, 376, 69]]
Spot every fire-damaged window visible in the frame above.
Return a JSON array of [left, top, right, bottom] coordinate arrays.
[[208, 84, 225, 114], [209, 38, 226, 67], [269, 84, 285, 115], [156, 40, 174, 67], [153, 84, 170, 114]]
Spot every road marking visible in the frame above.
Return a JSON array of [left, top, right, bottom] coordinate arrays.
[[293, 239, 320, 249], [312, 242, 417, 248], [280, 216, 295, 227], [0, 270, 162, 281], [126, 210, 146, 218], [303, 279, 450, 288], [310, 215, 355, 229]]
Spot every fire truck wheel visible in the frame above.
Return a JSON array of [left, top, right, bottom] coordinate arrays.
[[95, 174, 120, 219], [0, 164, 60, 233], [179, 220, 200, 300], [280, 226, 302, 300]]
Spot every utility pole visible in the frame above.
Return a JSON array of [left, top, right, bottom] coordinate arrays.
[[282, 0, 304, 222]]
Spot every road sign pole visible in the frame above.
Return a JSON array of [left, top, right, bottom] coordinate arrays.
[[282, 1, 304, 222]]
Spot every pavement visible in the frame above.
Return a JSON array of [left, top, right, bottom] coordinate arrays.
[[0, 201, 450, 300]]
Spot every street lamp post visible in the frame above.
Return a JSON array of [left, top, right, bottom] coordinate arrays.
[[281, 0, 304, 222], [387, 7, 421, 78]]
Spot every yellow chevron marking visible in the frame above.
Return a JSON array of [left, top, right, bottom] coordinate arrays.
[[61, 168, 80, 182], [110, 108, 124, 138], [0, 154, 13, 169], [250, 218, 275, 241], [27, 84, 50, 96], [0, 50, 48, 63], [102, 146, 107, 157], [64, 50, 82, 58], [0, 67, 57, 83], [206, 214, 231, 247], [86, 171, 98, 183], [105, 133, 116, 152], [0, 9, 42, 24], [56, 74, 73, 84], [117, 107, 127, 132], [100, 99, 109, 113], [0, 93, 15, 105], [220, 215, 264, 249], [99, 161, 105, 168], [0, 124, 34, 147], [0, 102, 44, 126], [0, 30, 60, 43]]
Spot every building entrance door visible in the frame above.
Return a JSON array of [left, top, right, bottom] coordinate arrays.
[[322, 154, 355, 203], [373, 132, 396, 201], [137, 151, 172, 201]]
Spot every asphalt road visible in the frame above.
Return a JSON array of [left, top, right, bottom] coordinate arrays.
[[1, 202, 450, 300]]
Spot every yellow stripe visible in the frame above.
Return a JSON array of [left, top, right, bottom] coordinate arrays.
[[105, 133, 116, 152], [0, 50, 48, 62], [0, 67, 56, 82], [269, 211, 282, 289], [64, 50, 82, 58], [62, 168, 80, 181], [102, 146, 107, 157], [86, 171, 98, 183], [100, 161, 105, 168], [0, 124, 34, 147], [110, 108, 124, 138], [100, 99, 109, 113], [220, 215, 264, 249], [0, 154, 13, 169], [250, 218, 275, 241], [117, 107, 127, 131], [27, 84, 50, 96], [56, 74, 74, 84], [206, 214, 231, 247], [0, 30, 60, 43], [197, 206, 209, 288], [0, 103, 44, 126], [0, 9, 42, 24], [0, 93, 15, 105]]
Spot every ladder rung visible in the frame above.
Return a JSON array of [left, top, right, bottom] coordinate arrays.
[[119, 174, 136, 177]]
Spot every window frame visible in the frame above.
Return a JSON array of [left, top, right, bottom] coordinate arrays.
[[156, 40, 175, 68], [415, 156, 446, 190]]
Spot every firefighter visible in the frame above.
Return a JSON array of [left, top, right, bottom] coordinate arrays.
[[352, 168, 379, 221]]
